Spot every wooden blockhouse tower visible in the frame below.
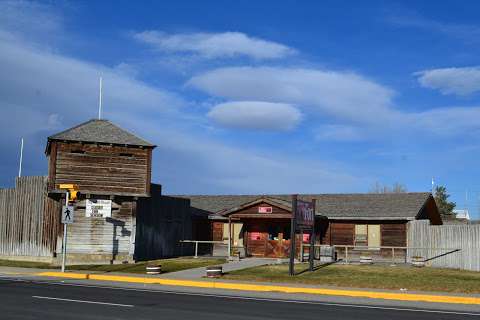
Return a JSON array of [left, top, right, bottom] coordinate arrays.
[[45, 119, 156, 263], [0, 119, 213, 264]]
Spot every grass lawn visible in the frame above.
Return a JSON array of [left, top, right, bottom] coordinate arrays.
[[68, 258, 226, 274], [0, 258, 225, 274], [0, 259, 52, 269], [223, 263, 480, 294]]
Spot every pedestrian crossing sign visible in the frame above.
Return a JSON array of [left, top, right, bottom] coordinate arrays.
[[62, 205, 74, 224]]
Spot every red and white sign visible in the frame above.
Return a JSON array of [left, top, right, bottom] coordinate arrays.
[[303, 233, 310, 243], [250, 232, 262, 240], [258, 206, 273, 213]]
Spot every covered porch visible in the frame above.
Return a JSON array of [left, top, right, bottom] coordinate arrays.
[[212, 197, 321, 259]]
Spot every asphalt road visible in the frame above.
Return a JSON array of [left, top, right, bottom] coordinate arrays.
[[0, 278, 479, 320]]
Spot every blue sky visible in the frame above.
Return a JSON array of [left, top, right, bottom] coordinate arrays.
[[1, 1, 480, 219]]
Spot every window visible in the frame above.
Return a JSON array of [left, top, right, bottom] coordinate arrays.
[[354, 224, 368, 247]]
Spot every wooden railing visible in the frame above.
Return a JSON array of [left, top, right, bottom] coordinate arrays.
[[300, 244, 461, 265], [179, 240, 225, 258]]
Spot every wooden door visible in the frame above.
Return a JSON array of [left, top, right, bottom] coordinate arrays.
[[368, 225, 381, 248]]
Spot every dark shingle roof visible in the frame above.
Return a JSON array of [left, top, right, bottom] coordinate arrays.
[[48, 119, 155, 147], [175, 193, 433, 220]]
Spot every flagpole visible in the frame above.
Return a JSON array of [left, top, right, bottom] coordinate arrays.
[[98, 77, 103, 119], [18, 138, 24, 178]]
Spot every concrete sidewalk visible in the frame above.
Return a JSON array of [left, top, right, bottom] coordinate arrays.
[[160, 258, 274, 279]]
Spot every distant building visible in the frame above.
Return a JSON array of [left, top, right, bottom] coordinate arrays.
[[453, 209, 470, 221]]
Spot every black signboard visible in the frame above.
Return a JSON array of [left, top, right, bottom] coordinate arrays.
[[295, 199, 315, 230], [289, 195, 316, 275]]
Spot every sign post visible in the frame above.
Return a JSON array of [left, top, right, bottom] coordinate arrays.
[[289, 195, 315, 276], [61, 192, 74, 272], [58, 184, 78, 273], [289, 195, 297, 276], [309, 199, 316, 271], [62, 191, 68, 272]]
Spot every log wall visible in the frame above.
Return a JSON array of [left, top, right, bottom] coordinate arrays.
[[0, 176, 60, 260], [319, 220, 407, 247], [49, 141, 151, 196], [0, 177, 203, 263], [61, 197, 135, 263]]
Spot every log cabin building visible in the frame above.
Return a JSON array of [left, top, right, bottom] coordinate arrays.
[[181, 193, 442, 259]]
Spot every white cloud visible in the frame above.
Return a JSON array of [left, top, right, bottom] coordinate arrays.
[[0, 5, 360, 193], [112, 62, 139, 78], [207, 101, 302, 131], [0, 1, 63, 45], [141, 125, 361, 194], [314, 125, 365, 141], [0, 36, 356, 192], [415, 67, 480, 96], [0, 39, 184, 124], [7, 0, 480, 195], [188, 66, 397, 124], [411, 106, 480, 136], [190, 66, 480, 140], [133, 31, 295, 60]]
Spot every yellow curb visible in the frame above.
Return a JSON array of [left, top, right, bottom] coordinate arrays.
[[39, 272, 90, 280], [37, 272, 480, 305]]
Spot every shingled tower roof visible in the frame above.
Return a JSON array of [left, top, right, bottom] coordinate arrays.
[[46, 119, 155, 153]]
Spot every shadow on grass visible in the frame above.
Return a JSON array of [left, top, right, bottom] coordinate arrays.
[[294, 260, 340, 276]]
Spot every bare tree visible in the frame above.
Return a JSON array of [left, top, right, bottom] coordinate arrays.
[[370, 182, 407, 194], [391, 182, 407, 193]]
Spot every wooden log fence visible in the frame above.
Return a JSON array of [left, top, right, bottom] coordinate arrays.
[[0, 176, 60, 259]]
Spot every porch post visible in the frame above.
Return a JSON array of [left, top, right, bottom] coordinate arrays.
[[289, 195, 298, 276], [309, 198, 316, 271], [228, 217, 232, 260]]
